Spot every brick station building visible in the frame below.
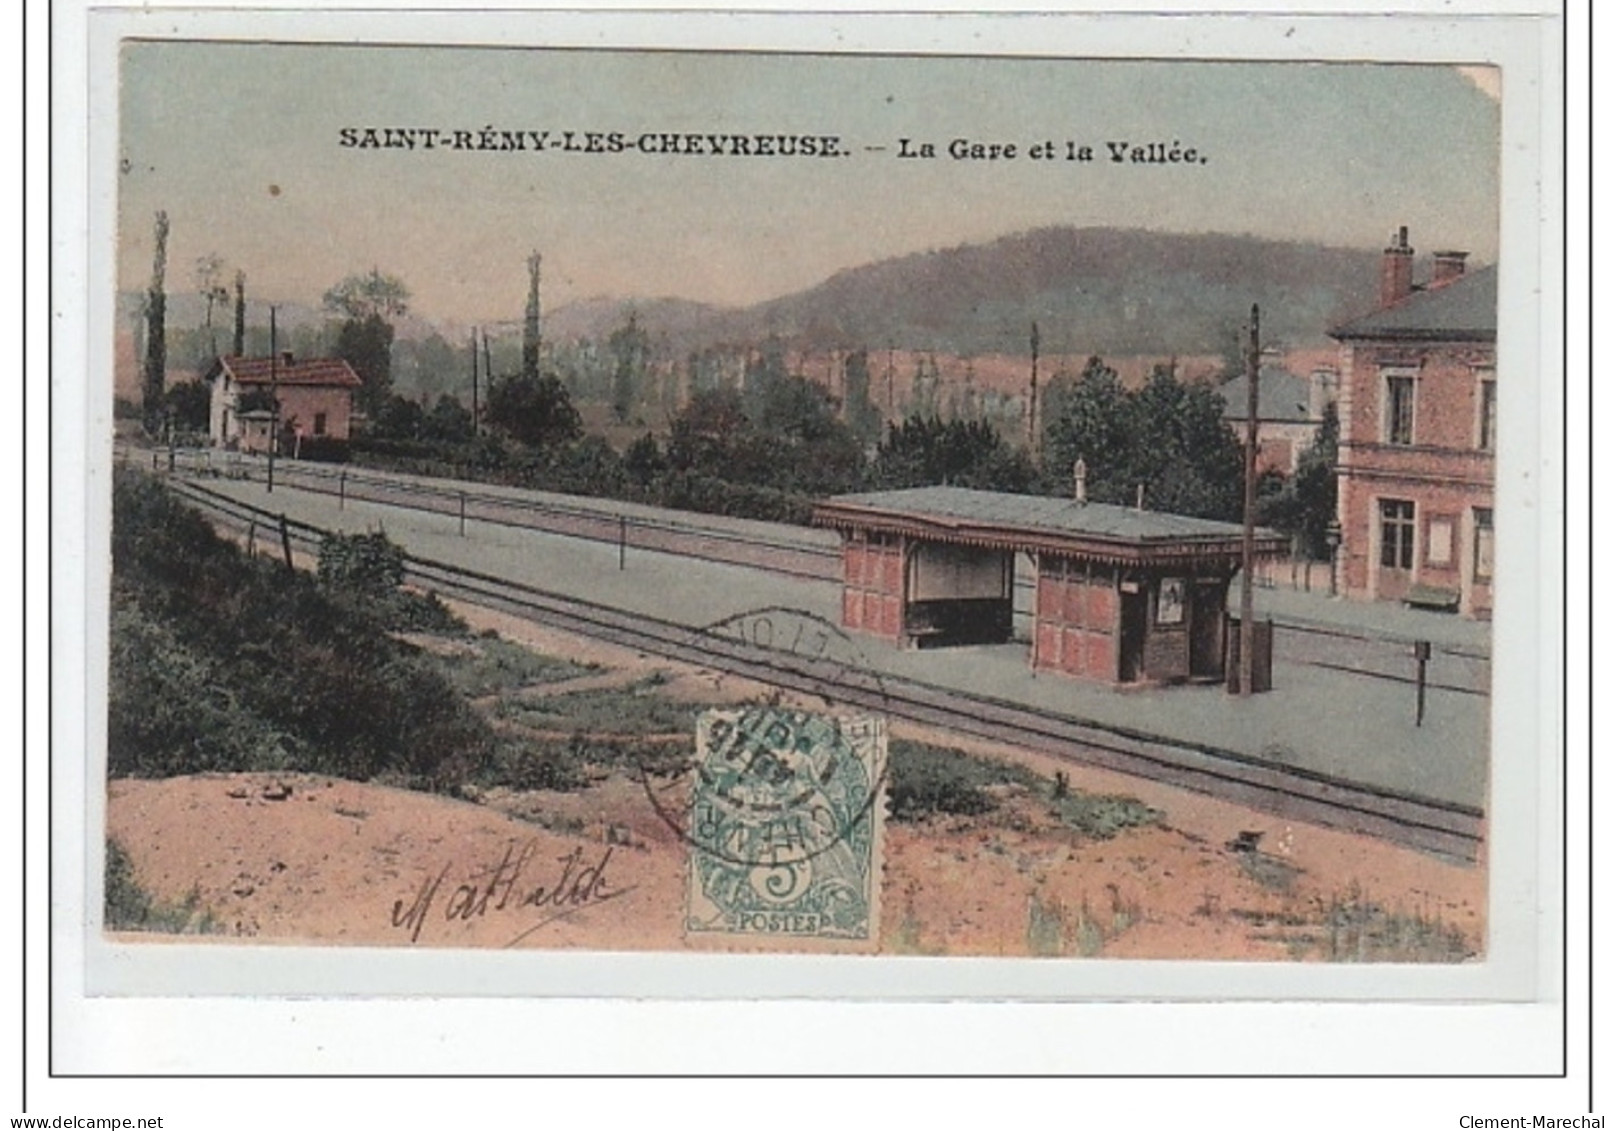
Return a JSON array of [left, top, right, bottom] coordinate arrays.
[[1329, 228, 1497, 617], [813, 486, 1286, 687]]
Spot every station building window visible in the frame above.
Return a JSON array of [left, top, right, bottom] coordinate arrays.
[[1379, 498, 1415, 570], [1473, 507, 1494, 582], [1384, 373, 1415, 446]]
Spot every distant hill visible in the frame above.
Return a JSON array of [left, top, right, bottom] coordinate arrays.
[[544, 227, 1396, 358], [119, 227, 1474, 394]]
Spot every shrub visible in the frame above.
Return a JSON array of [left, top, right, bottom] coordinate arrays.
[[887, 738, 1159, 838], [109, 467, 494, 791], [887, 741, 1000, 821], [318, 529, 406, 595], [104, 838, 219, 934]]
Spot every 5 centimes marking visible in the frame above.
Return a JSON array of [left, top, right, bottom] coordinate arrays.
[[635, 606, 889, 945]]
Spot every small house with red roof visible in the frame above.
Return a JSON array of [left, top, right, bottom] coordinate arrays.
[[205, 353, 363, 454]]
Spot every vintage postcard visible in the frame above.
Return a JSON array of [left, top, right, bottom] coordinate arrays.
[[69, 8, 1560, 1024]]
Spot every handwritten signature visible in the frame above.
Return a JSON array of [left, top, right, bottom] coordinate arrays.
[[390, 841, 632, 947]]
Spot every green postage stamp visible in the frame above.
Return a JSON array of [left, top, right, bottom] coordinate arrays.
[[685, 707, 885, 945]]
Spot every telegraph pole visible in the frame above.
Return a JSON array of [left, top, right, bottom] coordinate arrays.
[[266, 305, 279, 493], [470, 327, 481, 437], [1238, 304, 1260, 698]]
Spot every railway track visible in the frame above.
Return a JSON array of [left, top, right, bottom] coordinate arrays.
[[169, 477, 1486, 863], [152, 448, 1490, 693]]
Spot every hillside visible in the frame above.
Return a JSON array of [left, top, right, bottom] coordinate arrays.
[[545, 227, 1394, 357]]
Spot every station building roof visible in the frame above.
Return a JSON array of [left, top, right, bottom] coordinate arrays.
[[814, 486, 1287, 567], [1329, 265, 1497, 343]]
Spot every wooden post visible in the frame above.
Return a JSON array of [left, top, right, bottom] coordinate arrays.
[[246, 517, 257, 557], [1239, 304, 1260, 699], [339, 469, 347, 509], [266, 305, 278, 494], [1414, 640, 1431, 726], [618, 514, 627, 570], [459, 491, 467, 536], [279, 514, 293, 570]]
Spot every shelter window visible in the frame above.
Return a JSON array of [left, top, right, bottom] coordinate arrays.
[[1379, 499, 1415, 570], [313, 412, 328, 436]]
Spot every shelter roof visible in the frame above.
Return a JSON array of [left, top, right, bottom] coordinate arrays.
[[814, 486, 1286, 565]]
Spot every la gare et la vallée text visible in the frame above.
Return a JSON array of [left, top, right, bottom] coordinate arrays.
[[337, 126, 1209, 165]]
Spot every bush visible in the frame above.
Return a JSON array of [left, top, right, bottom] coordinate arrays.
[[104, 838, 217, 934], [109, 467, 493, 791], [887, 741, 1001, 821], [107, 601, 290, 778], [887, 739, 1159, 837], [318, 529, 406, 595], [296, 436, 352, 464]]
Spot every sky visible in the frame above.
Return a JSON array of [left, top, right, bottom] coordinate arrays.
[[116, 42, 1501, 326]]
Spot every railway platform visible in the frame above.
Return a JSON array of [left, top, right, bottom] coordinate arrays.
[[182, 470, 1490, 813]]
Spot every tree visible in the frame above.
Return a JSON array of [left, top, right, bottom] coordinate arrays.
[[608, 312, 650, 423], [232, 270, 246, 357], [1260, 402, 1340, 558], [161, 380, 212, 433], [422, 394, 475, 445], [323, 269, 411, 415], [142, 211, 169, 420], [194, 253, 230, 344], [666, 388, 765, 481], [522, 252, 543, 381], [842, 349, 881, 443], [1040, 356, 1132, 499], [484, 372, 582, 449], [871, 416, 1036, 493], [1041, 357, 1245, 520], [371, 394, 426, 441], [623, 433, 667, 486]]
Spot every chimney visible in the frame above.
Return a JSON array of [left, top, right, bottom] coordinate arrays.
[[1380, 225, 1414, 307], [1431, 250, 1469, 288], [1073, 458, 1087, 505]]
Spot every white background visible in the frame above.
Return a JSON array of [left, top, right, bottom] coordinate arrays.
[[21, 0, 1593, 1124]]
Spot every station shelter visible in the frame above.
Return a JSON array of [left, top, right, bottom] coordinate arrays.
[[813, 486, 1288, 687]]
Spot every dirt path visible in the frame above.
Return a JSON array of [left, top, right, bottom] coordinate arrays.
[[105, 600, 1486, 960]]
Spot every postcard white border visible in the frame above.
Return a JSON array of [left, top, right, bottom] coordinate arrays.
[[44, 0, 1571, 1081]]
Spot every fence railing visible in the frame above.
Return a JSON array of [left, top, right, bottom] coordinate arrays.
[[150, 446, 844, 583]]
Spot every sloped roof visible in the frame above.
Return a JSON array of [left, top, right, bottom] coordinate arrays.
[[815, 485, 1286, 564], [1329, 265, 1497, 343], [210, 355, 363, 388], [1220, 367, 1316, 424]]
